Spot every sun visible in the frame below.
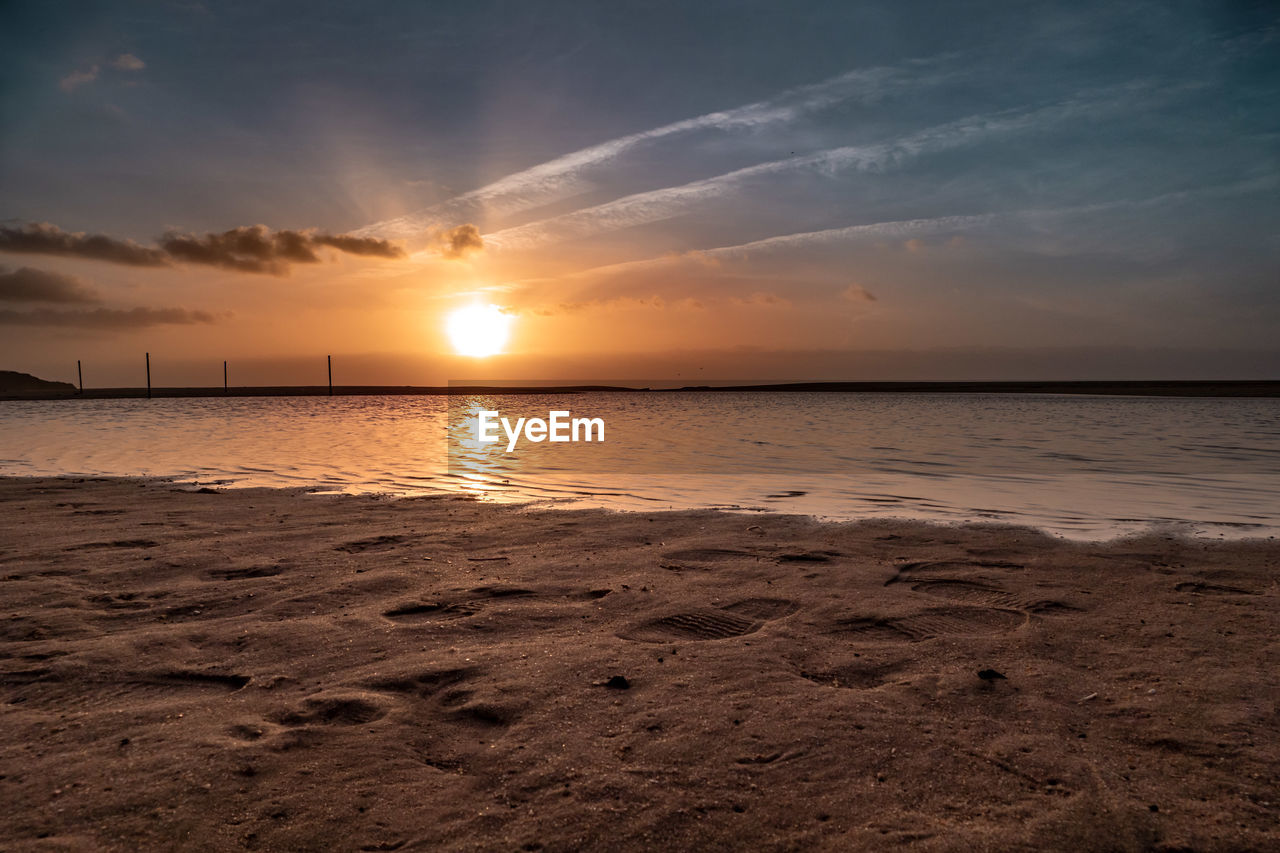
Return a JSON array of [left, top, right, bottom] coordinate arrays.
[[446, 303, 513, 357]]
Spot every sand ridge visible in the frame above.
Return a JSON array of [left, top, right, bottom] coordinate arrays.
[[0, 477, 1277, 851]]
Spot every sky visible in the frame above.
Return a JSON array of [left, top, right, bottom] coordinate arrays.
[[1, 0, 1277, 386]]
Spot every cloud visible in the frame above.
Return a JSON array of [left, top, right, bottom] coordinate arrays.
[[110, 53, 145, 71], [0, 222, 170, 267], [159, 226, 317, 274], [493, 212, 1000, 315], [159, 225, 405, 273], [506, 212, 999, 290], [497, 177, 1279, 317], [734, 291, 790, 307], [481, 83, 1165, 251], [59, 65, 99, 92], [355, 54, 960, 239], [843, 284, 877, 302], [0, 221, 404, 275], [429, 224, 484, 259], [0, 266, 100, 304], [60, 55, 144, 92], [311, 233, 405, 258], [0, 307, 219, 329]]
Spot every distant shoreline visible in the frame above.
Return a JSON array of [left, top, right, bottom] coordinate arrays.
[[2, 379, 1279, 400]]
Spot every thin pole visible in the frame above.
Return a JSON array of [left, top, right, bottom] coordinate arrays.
[[77, 360, 83, 394], [328, 355, 332, 396], [145, 352, 151, 399], [224, 360, 228, 393]]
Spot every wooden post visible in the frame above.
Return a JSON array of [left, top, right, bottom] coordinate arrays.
[[328, 355, 332, 396], [77, 360, 83, 394], [145, 352, 151, 399], [224, 360, 228, 394]]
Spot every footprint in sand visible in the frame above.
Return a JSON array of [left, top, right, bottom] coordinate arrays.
[[268, 694, 389, 727], [383, 601, 486, 623], [799, 659, 907, 689], [138, 671, 250, 691], [382, 586, 609, 624], [204, 565, 283, 581], [884, 559, 1082, 616], [382, 587, 533, 624], [335, 535, 408, 553], [64, 539, 159, 551], [362, 666, 521, 729], [883, 559, 1024, 585], [835, 606, 1027, 642], [776, 550, 842, 563], [661, 548, 764, 563], [228, 694, 390, 752], [1173, 580, 1259, 596], [619, 597, 798, 643], [85, 592, 151, 611], [908, 578, 1081, 614], [362, 666, 476, 697]]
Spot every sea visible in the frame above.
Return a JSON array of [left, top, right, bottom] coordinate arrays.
[[1, 392, 1278, 540]]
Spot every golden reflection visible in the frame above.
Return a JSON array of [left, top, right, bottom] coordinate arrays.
[[445, 395, 511, 493]]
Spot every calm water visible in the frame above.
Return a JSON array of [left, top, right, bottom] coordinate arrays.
[[1, 392, 1277, 539]]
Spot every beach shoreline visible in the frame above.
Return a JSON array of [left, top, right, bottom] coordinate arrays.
[[1, 476, 1276, 850]]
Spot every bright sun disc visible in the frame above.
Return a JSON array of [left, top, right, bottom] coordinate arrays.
[[446, 304, 512, 357]]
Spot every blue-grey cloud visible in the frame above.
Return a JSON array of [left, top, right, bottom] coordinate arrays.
[[0, 266, 100, 304], [58, 65, 99, 92], [0, 222, 169, 267], [0, 222, 405, 275], [159, 225, 406, 274], [110, 53, 145, 71], [0, 306, 218, 328]]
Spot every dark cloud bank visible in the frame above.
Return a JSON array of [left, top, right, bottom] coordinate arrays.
[[0, 222, 405, 275], [0, 266, 100, 304], [0, 307, 218, 329], [0, 262, 217, 330], [0, 222, 168, 267], [0, 220, 413, 330], [158, 225, 405, 274]]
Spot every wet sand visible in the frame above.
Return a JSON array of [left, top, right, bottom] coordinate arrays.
[[0, 477, 1276, 851]]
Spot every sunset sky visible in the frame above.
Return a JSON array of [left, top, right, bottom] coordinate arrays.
[[1, 1, 1277, 386]]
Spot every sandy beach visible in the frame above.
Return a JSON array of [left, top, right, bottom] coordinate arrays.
[[0, 476, 1276, 851]]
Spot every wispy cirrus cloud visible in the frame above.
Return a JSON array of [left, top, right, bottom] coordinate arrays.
[[356, 54, 960, 240], [497, 210, 996, 314], [498, 176, 1280, 316], [482, 84, 1163, 252], [696, 176, 1275, 261]]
